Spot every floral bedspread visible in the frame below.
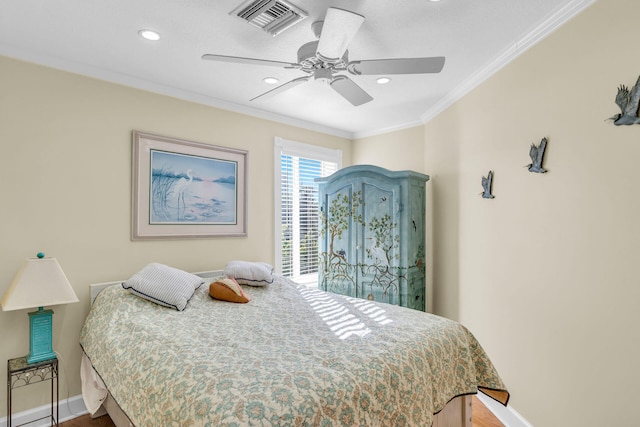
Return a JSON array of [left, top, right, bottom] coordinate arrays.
[[80, 275, 508, 426]]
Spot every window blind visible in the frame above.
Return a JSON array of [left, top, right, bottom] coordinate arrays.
[[275, 138, 341, 285]]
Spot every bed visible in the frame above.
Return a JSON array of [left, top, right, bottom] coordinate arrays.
[[79, 267, 508, 427]]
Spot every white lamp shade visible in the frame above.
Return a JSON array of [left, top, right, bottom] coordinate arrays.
[[1, 257, 79, 311]]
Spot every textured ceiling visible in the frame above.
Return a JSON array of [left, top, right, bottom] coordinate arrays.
[[0, 0, 593, 138]]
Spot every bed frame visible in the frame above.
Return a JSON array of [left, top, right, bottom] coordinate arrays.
[[86, 270, 471, 427]]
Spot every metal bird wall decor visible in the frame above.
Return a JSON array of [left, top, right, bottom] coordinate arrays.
[[527, 137, 548, 173], [608, 75, 640, 125], [481, 170, 495, 199]]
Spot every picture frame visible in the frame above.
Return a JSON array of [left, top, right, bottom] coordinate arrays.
[[132, 131, 248, 239]]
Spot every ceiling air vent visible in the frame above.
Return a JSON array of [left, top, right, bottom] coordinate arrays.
[[231, 0, 307, 36]]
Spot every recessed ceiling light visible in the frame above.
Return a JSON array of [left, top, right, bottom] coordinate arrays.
[[263, 77, 280, 85], [138, 29, 160, 41], [376, 77, 391, 85]]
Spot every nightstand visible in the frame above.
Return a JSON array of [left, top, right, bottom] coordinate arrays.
[[7, 356, 58, 427]]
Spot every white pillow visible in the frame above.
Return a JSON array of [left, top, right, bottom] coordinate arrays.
[[224, 261, 274, 286], [122, 263, 204, 311]]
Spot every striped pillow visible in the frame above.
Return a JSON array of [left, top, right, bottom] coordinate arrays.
[[224, 260, 274, 286], [122, 263, 204, 311]]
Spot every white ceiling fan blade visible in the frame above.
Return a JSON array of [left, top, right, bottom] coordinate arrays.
[[348, 57, 446, 75], [316, 8, 364, 62], [250, 76, 310, 102], [202, 54, 300, 69], [330, 76, 373, 106]]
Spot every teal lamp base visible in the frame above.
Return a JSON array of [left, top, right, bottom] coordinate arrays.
[[26, 307, 56, 364]]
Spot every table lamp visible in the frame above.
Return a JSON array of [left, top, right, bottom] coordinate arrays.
[[1, 253, 79, 364]]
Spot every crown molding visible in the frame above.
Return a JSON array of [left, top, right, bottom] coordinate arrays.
[[418, 0, 597, 126], [352, 118, 425, 140], [0, 44, 353, 140]]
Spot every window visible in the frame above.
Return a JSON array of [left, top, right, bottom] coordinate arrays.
[[274, 138, 341, 286]]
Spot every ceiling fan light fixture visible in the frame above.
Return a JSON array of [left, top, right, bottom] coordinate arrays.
[[376, 77, 391, 84], [263, 77, 280, 84], [138, 29, 160, 41]]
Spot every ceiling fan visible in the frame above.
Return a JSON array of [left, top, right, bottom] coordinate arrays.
[[202, 7, 445, 106]]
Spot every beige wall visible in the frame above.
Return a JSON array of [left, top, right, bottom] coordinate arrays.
[[352, 126, 425, 172], [423, 0, 638, 425], [355, 0, 640, 425], [0, 56, 351, 415]]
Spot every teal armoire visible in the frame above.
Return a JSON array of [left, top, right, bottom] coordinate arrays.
[[316, 165, 429, 311]]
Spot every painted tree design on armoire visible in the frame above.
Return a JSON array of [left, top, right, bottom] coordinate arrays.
[[316, 165, 429, 311]]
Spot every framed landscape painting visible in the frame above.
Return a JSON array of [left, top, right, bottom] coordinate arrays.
[[132, 131, 248, 239]]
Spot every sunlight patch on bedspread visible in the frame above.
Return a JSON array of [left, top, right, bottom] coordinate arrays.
[[299, 286, 395, 339]]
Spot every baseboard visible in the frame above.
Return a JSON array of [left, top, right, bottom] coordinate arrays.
[[477, 393, 534, 427], [0, 394, 88, 427], [1, 392, 530, 427]]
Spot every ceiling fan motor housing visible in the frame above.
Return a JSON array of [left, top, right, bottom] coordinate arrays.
[[297, 41, 348, 75]]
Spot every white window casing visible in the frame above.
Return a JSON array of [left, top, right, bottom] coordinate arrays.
[[274, 137, 342, 286]]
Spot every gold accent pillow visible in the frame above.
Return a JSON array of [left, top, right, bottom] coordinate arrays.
[[209, 277, 250, 303]]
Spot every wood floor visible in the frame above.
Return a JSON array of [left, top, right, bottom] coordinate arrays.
[[59, 413, 115, 427], [60, 396, 503, 426], [471, 396, 505, 427]]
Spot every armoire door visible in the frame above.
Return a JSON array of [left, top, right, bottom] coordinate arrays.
[[318, 182, 359, 297], [357, 179, 402, 305]]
